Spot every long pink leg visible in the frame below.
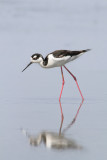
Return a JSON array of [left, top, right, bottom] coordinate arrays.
[[59, 67, 65, 119], [63, 65, 84, 100], [59, 67, 65, 102]]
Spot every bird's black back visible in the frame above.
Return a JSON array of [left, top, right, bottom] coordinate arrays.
[[51, 49, 90, 58], [43, 49, 90, 66]]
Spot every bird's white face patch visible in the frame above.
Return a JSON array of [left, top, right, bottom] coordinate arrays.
[[31, 56, 43, 63], [33, 55, 37, 59]]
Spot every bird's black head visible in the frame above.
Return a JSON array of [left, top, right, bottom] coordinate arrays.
[[31, 53, 43, 62], [22, 53, 43, 72]]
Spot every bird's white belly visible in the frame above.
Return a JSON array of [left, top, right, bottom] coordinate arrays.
[[43, 55, 71, 68]]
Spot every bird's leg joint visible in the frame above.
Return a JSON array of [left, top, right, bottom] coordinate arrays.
[[62, 79, 65, 85], [73, 76, 77, 81]]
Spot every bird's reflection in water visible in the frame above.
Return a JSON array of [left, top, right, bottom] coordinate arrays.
[[59, 100, 84, 134], [22, 100, 84, 150]]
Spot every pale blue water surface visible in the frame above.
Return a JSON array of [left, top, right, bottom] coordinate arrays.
[[0, 0, 107, 160]]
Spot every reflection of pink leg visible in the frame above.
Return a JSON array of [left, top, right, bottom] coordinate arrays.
[[59, 101, 64, 135], [63, 65, 84, 100], [59, 67, 65, 119], [62, 99, 84, 133], [59, 99, 64, 120], [69, 99, 84, 126]]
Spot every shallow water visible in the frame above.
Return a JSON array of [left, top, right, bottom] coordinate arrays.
[[0, 0, 107, 160]]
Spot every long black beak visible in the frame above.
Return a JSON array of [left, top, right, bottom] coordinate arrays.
[[22, 62, 32, 72]]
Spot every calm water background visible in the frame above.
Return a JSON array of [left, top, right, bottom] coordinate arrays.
[[0, 0, 107, 159]]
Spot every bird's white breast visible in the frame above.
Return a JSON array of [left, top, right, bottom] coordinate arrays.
[[43, 54, 71, 68]]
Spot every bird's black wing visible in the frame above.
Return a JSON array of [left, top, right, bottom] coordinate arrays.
[[51, 49, 90, 58]]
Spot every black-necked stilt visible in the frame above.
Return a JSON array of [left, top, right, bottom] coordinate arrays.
[[22, 49, 90, 117]]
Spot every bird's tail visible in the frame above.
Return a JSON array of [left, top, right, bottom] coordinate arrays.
[[79, 49, 91, 53], [70, 49, 91, 56]]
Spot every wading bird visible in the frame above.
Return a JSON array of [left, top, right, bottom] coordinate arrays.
[[22, 49, 90, 117]]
